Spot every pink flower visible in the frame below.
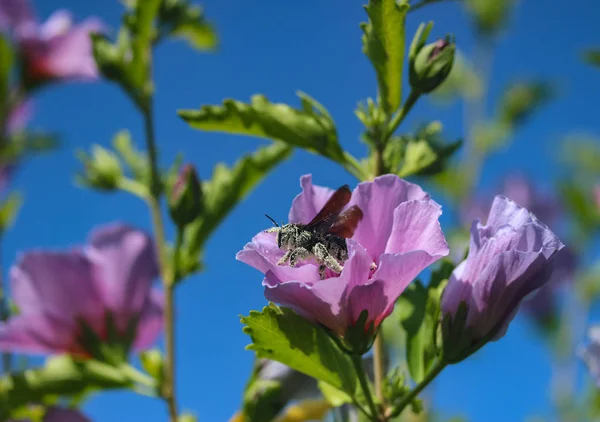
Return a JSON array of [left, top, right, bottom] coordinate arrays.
[[0, 224, 164, 357], [238, 174, 449, 338], [441, 196, 564, 362], [0, 0, 103, 85]]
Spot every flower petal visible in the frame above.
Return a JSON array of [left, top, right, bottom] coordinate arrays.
[[384, 199, 449, 256], [350, 175, 429, 261], [0, 314, 74, 354], [133, 288, 164, 350], [10, 251, 102, 321], [86, 224, 159, 321], [288, 174, 336, 224], [0, 0, 35, 32]]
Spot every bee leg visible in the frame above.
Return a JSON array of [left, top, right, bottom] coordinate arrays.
[[289, 247, 310, 267], [277, 249, 292, 266], [313, 243, 343, 279], [264, 227, 280, 233]]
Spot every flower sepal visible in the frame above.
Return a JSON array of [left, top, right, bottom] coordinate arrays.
[[74, 311, 138, 366], [335, 310, 377, 356], [440, 301, 482, 364]]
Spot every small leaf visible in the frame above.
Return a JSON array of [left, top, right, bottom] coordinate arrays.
[[178, 93, 344, 163], [361, 0, 410, 114], [181, 143, 291, 276], [318, 381, 352, 407], [497, 81, 553, 128], [158, 0, 217, 50], [241, 304, 358, 397], [397, 139, 437, 178], [112, 130, 148, 182]]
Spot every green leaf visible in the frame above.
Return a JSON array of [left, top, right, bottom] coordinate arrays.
[[181, 143, 291, 275], [558, 181, 600, 239], [432, 50, 483, 103], [241, 304, 358, 397], [0, 192, 23, 232], [583, 49, 600, 68], [397, 261, 453, 383], [112, 129, 149, 182], [0, 356, 133, 419], [361, 0, 410, 114], [318, 381, 352, 407], [497, 81, 553, 128], [397, 139, 437, 177], [178, 93, 344, 163], [158, 0, 217, 50], [0, 34, 13, 117]]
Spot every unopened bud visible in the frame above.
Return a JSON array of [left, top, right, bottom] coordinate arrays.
[[409, 25, 455, 94], [168, 164, 203, 227]]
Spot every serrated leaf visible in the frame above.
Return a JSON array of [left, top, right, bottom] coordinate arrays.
[[361, 0, 410, 114], [181, 143, 291, 274], [178, 93, 344, 163], [241, 304, 357, 397]]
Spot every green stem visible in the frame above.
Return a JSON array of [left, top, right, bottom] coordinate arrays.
[[342, 151, 369, 181], [351, 354, 380, 421], [386, 90, 421, 141], [118, 177, 149, 199], [388, 360, 446, 418], [121, 364, 157, 388], [372, 333, 385, 403], [142, 102, 178, 422]]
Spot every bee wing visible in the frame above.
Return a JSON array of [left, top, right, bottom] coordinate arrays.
[[328, 205, 364, 238], [305, 185, 352, 233]]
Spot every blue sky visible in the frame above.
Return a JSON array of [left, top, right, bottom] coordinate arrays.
[[7, 0, 600, 421]]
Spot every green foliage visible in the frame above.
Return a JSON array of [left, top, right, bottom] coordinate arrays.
[[76, 131, 150, 197], [241, 304, 358, 398], [383, 122, 461, 178], [179, 143, 291, 278], [361, 0, 410, 114], [127, 0, 162, 93], [558, 181, 600, 242], [397, 261, 454, 382], [158, 0, 218, 50], [0, 192, 22, 234], [178, 92, 345, 163], [168, 164, 204, 228], [0, 356, 136, 419], [140, 349, 165, 386], [243, 379, 284, 422], [0, 34, 13, 121], [583, 49, 600, 68], [497, 81, 553, 127], [432, 50, 482, 102], [465, 0, 516, 36]]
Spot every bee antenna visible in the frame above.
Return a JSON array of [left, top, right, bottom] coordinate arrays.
[[265, 214, 279, 227]]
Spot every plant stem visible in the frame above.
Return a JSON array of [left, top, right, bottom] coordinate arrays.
[[388, 360, 446, 418], [386, 90, 421, 141], [351, 354, 380, 422], [142, 102, 178, 422], [372, 334, 385, 403]]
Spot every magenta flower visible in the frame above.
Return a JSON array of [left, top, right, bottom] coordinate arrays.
[[10, 407, 90, 422], [0, 0, 102, 85], [579, 325, 600, 387], [0, 224, 164, 357], [441, 196, 564, 363], [238, 174, 449, 338]]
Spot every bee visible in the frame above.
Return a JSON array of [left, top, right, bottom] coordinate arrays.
[[265, 185, 364, 279]]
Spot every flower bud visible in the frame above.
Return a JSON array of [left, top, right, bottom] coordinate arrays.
[[169, 164, 203, 227], [409, 23, 455, 94]]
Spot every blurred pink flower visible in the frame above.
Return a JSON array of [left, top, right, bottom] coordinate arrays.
[[238, 174, 449, 337], [10, 407, 90, 422], [0, 224, 164, 357], [594, 185, 600, 210], [441, 196, 564, 362], [0, 0, 103, 85]]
